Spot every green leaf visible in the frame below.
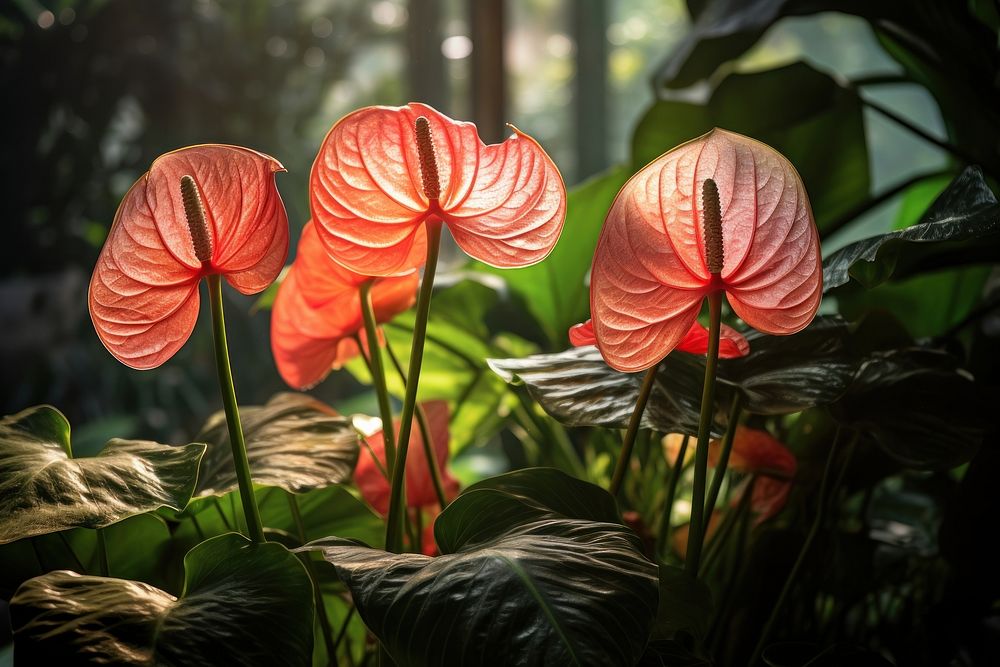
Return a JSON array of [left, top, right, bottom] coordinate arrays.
[[175, 485, 384, 553], [471, 166, 631, 346], [823, 167, 1000, 291], [11, 533, 314, 666], [832, 349, 988, 470], [194, 392, 358, 496], [634, 62, 869, 232], [651, 565, 713, 643], [0, 405, 205, 544], [488, 317, 857, 431], [304, 468, 658, 666]]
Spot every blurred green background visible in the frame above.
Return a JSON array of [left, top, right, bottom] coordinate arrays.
[[0, 0, 946, 452]]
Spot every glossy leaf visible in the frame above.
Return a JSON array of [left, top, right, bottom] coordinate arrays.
[[490, 316, 855, 432], [0, 405, 205, 544], [89, 144, 288, 369], [489, 346, 707, 436], [634, 63, 869, 234], [832, 349, 988, 470], [717, 316, 860, 414], [271, 221, 418, 389], [311, 103, 567, 276], [10, 533, 314, 666], [591, 128, 822, 372], [304, 468, 658, 666], [823, 167, 1000, 292], [194, 392, 358, 497]]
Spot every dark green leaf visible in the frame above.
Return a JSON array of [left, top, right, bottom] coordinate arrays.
[[472, 167, 631, 346], [195, 392, 358, 496], [651, 565, 713, 643], [0, 405, 205, 544], [489, 317, 857, 430], [833, 349, 988, 469], [634, 62, 869, 232], [11, 533, 314, 666], [717, 316, 861, 414], [305, 468, 658, 667], [823, 167, 1000, 291]]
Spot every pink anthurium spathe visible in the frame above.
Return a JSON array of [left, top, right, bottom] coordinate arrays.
[[89, 145, 288, 369], [590, 129, 822, 373], [568, 319, 749, 358], [310, 103, 567, 276]]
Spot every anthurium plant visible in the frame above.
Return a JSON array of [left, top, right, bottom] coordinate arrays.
[[3, 2, 1000, 665]]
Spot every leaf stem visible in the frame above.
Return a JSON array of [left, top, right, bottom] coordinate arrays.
[[384, 337, 449, 508], [656, 434, 690, 560], [56, 532, 87, 574], [359, 282, 397, 473], [286, 492, 337, 660], [96, 528, 110, 577], [385, 221, 443, 553], [702, 394, 744, 524], [685, 291, 723, 577], [860, 96, 982, 171], [206, 274, 265, 544], [750, 430, 854, 662], [609, 366, 658, 496]]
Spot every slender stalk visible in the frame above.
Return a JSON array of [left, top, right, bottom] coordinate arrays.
[[334, 605, 357, 652], [702, 394, 744, 523], [57, 532, 87, 574], [96, 528, 110, 577], [385, 221, 443, 553], [206, 274, 265, 544], [609, 366, 658, 496], [860, 96, 984, 172], [286, 492, 337, 660], [684, 290, 723, 577], [190, 514, 206, 541], [750, 430, 848, 662], [514, 389, 586, 478], [359, 283, 397, 473], [384, 337, 448, 508], [656, 435, 690, 559]]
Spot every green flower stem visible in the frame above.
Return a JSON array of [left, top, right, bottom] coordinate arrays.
[[385, 221, 443, 553], [384, 337, 449, 508], [96, 528, 110, 577], [655, 434, 690, 560], [750, 430, 854, 662], [286, 492, 337, 661], [359, 282, 398, 474], [702, 394, 744, 528], [684, 290, 723, 577], [206, 274, 265, 544], [609, 366, 658, 496]]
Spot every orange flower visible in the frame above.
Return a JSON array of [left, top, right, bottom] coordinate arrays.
[[590, 129, 822, 372], [568, 319, 749, 358], [89, 145, 288, 369], [354, 400, 459, 515], [271, 221, 418, 389], [310, 103, 566, 276]]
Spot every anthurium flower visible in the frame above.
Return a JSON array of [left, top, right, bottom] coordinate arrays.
[[89, 145, 289, 369], [271, 221, 418, 390], [569, 319, 749, 358], [310, 103, 566, 276], [590, 129, 822, 372], [354, 400, 459, 514]]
